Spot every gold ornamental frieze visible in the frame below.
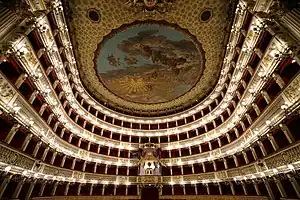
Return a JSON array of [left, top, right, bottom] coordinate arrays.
[[283, 72, 300, 104], [138, 176, 161, 184], [0, 73, 16, 105]]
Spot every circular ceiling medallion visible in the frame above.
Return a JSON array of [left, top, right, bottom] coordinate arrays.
[[94, 21, 205, 104], [87, 8, 101, 23], [200, 8, 213, 22]]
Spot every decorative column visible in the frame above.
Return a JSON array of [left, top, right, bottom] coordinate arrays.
[[64, 182, 70, 196], [202, 163, 206, 173], [241, 181, 248, 195], [75, 115, 79, 123], [261, 90, 271, 104], [32, 141, 42, 157], [240, 121, 246, 132], [25, 179, 37, 200], [206, 184, 210, 195], [53, 122, 59, 132], [263, 179, 275, 200], [39, 181, 47, 196], [234, 128, 239, 138], [183, 184, 186, 195], [21, 133, 33, 151], [94, 163, 98, 173], [233, 155, 239, 167], [61, 155, 67, 167], [247, 65, 254, 76], [252, 103, 261, 116], [46, 66, 53, 75], [223, 158, 228, 169], [4, 123, 21, 144], [101, 185, 106, 196], [171, 185, 174, 195], [47, 113, 54, 125], [208, 142, 212, 151], [41, 147, 50, 161], [250, 147, 258, 160], [287, 174, 300, 198], [28, 90, 39, 104], [51, 181, 58, 196], [273, 177, 287, 198], [232, 100, 237, 108], [279, 123, 295, 143], [12, 177, 26, 199], [217, 138, 222, 148], [50, 151, 57, 165], [229, 182, 235, 195], [213, 161, 217, 171], [137, 185, 140, 195], [258, 141, 267, 156], [39, 103, 47, 115], [267, 134, 279, 151], [87, 142, 91, 151], [104, 165, 108, 174], [218, 183, 223, 195], [226, 107, 231, 116], [83, 161, 87, 172], [226, 133, 231, 143], [77, 183, 82, 195], [68, 134, 74, 143], [241, 79, 247, 90], [89, 184, 94, 196], [71, 159, 76, 170], [36, 47, 45, 58], [253, 180, 261, 196], [220, 115, 224, 123], [58, 91, 64, 100], [125, 185, 128, 195], [236, 90, 242, 100], [53, 80, 60, 90], [245, 113, 253, 124], [14, 73, 27, 89], [199, 145, 202, 153], [77, 138, 82, 147], [272, 73, 286, 89], [242, 151, 249, 164], [0, 174, 12, 199]]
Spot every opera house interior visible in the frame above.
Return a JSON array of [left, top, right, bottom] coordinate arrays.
[[0, 0, 300, 199]]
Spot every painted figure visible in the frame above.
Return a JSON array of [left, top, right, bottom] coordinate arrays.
[[107, 53, 120, 67]]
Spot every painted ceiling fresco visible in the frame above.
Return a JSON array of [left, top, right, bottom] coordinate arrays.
[[68, 0, 235, 113], [95, 23, 204, 104]]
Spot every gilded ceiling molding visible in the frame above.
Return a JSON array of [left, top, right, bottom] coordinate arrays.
[[23, 0, 244, 123], [69, 0, 235, 113], [3, 14, 277, 138]]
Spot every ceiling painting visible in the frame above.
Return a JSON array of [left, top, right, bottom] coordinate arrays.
[[95, 22, 204, 104], [66, 0, 237, 114]]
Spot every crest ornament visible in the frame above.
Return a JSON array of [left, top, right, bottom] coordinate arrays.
[[125, 0, 175, 14]]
